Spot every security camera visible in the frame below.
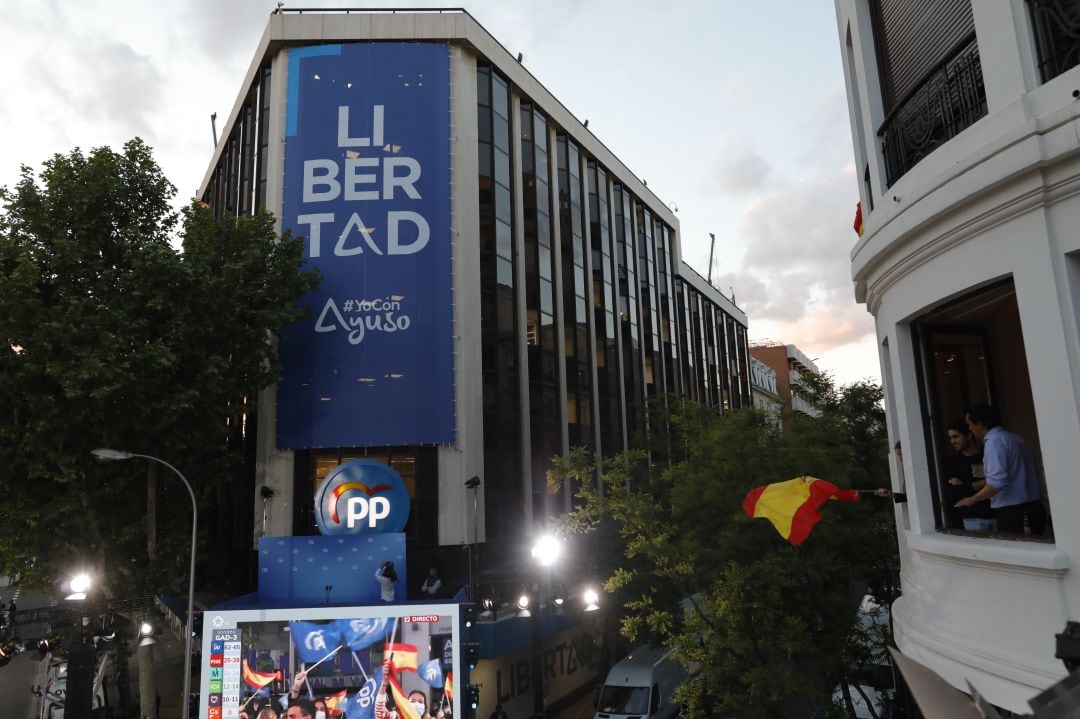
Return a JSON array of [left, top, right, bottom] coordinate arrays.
[[260, 486, 276, 499], [465, 476, 481, 489]]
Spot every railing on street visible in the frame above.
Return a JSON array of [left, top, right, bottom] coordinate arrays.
[[878, 33, 987, 187]]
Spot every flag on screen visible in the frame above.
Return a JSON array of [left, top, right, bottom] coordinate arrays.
[[743, 476, 861, 545], [419, 658, 443, 688], [336, 617, 394, 651], [341, 668, 381, 719], [323, 689, 348, 717], [388, 674, 421, 719], [289, 621, 343, 664], [242, 659, 275, 689], [386, 642, 419, 673]]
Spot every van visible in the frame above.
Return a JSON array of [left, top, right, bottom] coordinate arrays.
[[594, 645, 687, 719]]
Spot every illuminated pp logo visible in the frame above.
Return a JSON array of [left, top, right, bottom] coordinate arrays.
[[315, 459, 410, 534]]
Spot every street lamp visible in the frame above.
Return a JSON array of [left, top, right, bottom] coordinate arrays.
[[530, 534, 563, 567], [92, 449, 197, 719], [529, 534, 563, 719], [66, 572, 92, 601], [582, 587, 600, 612]]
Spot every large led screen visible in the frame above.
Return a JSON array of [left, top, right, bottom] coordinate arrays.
[[276, 42, 455, 449], [199, 605, 459, 719]]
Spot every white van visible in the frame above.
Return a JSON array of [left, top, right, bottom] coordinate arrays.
[[594, 645, 687, 719]]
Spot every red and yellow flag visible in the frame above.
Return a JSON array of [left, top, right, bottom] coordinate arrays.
[[323, 689, 348, 717], [743, 477, 860, 545], [386, 642, 419, 673], [387, 674, 421, 719], [853, 201, 864, 237], [241, 659, 276, 689], [444, 671, 453, 701]]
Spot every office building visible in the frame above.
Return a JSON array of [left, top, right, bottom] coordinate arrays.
[[199, 8, 752, 588], [748, 356, 782, 427], [750, 342, 822, 421]]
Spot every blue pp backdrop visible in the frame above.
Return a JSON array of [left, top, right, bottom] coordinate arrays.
[[277, 43, 455, 449], [258, 535, 406, 605]]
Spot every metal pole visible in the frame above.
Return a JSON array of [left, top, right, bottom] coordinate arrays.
[[133, 454, 197, 719], [707, 233, 716, 285], [531, 586, 544, 719]]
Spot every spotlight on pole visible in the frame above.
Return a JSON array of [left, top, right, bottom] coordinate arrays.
[[583, 587, 600, 612], [66, 573, 92, 601], [516, 593, 530, 610], [530, 534, 563, 567]]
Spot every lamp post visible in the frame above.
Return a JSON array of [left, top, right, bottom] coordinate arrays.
[[93, 449, 197, 719], [529, 534, 563, 719], [66, 572, 92, 601]]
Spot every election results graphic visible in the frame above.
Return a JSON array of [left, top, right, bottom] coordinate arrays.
[[277, 42, 455, 449], [207, 628, 241, 718], [315, 459, 410, 535]]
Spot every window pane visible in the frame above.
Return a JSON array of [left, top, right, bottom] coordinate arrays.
[[497, 257, 513, 286], [495, 148, 510, 188], [497, 220, 512, 260]]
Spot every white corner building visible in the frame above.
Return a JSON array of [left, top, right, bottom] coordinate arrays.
[[834, 0, 1080, 712]]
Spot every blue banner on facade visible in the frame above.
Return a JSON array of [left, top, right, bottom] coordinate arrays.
[[277, 43, 454, 448]]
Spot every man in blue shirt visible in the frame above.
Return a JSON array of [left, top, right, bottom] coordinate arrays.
[[955, 404, 1046, 535]]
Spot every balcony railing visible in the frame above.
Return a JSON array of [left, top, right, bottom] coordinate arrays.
[[1028, 0, 1080, 83], [878, 33, 987, 187]]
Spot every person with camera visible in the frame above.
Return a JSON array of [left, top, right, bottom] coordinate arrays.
[[375, 561, 397, 602]]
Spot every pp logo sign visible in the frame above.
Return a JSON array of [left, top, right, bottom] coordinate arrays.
[[314, 459, 410, 535]]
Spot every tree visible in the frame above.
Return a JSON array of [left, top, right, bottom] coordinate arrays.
[[552, 377, 898, 718], [0, 139, 319, 597]]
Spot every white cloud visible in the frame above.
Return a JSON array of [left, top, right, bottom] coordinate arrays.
[[712, 145, 772, 193]]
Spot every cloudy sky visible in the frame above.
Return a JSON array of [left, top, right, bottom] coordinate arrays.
[[0, 0, 880, 386]]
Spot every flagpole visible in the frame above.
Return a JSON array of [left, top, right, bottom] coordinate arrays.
[[387, 617, 400, 669], [351, 649, 371, 682], [305, 644, 344, 672]]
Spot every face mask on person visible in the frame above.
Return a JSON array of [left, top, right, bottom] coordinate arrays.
[[412, 702, 425, 714]]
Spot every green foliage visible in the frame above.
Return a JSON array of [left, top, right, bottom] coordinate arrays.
[[0, 139, 319, 596], [553, 377, 898, 717]]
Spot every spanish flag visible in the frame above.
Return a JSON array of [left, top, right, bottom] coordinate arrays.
[[386, 642, 419, 673], [743, 477, 860, 545], [444, 671, 453, 702], [241, 659, 276, 689], [853, 201, 864, 237], [323, 689, 348, 717], [388, 674, 421, 719]]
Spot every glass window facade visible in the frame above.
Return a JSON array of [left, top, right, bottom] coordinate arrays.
[[589, 161, 623, 456], [614, 185, 645, 441], [637, 204, 665, 397], [557, 135, 594, 450], [203, 63, 271, 219], [478, 65, 523, 540], [520, 103, 563, 523]]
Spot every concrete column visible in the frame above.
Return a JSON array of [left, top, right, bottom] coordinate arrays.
[[439, 46, 484, 547], [255, 47, 295, 543]]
